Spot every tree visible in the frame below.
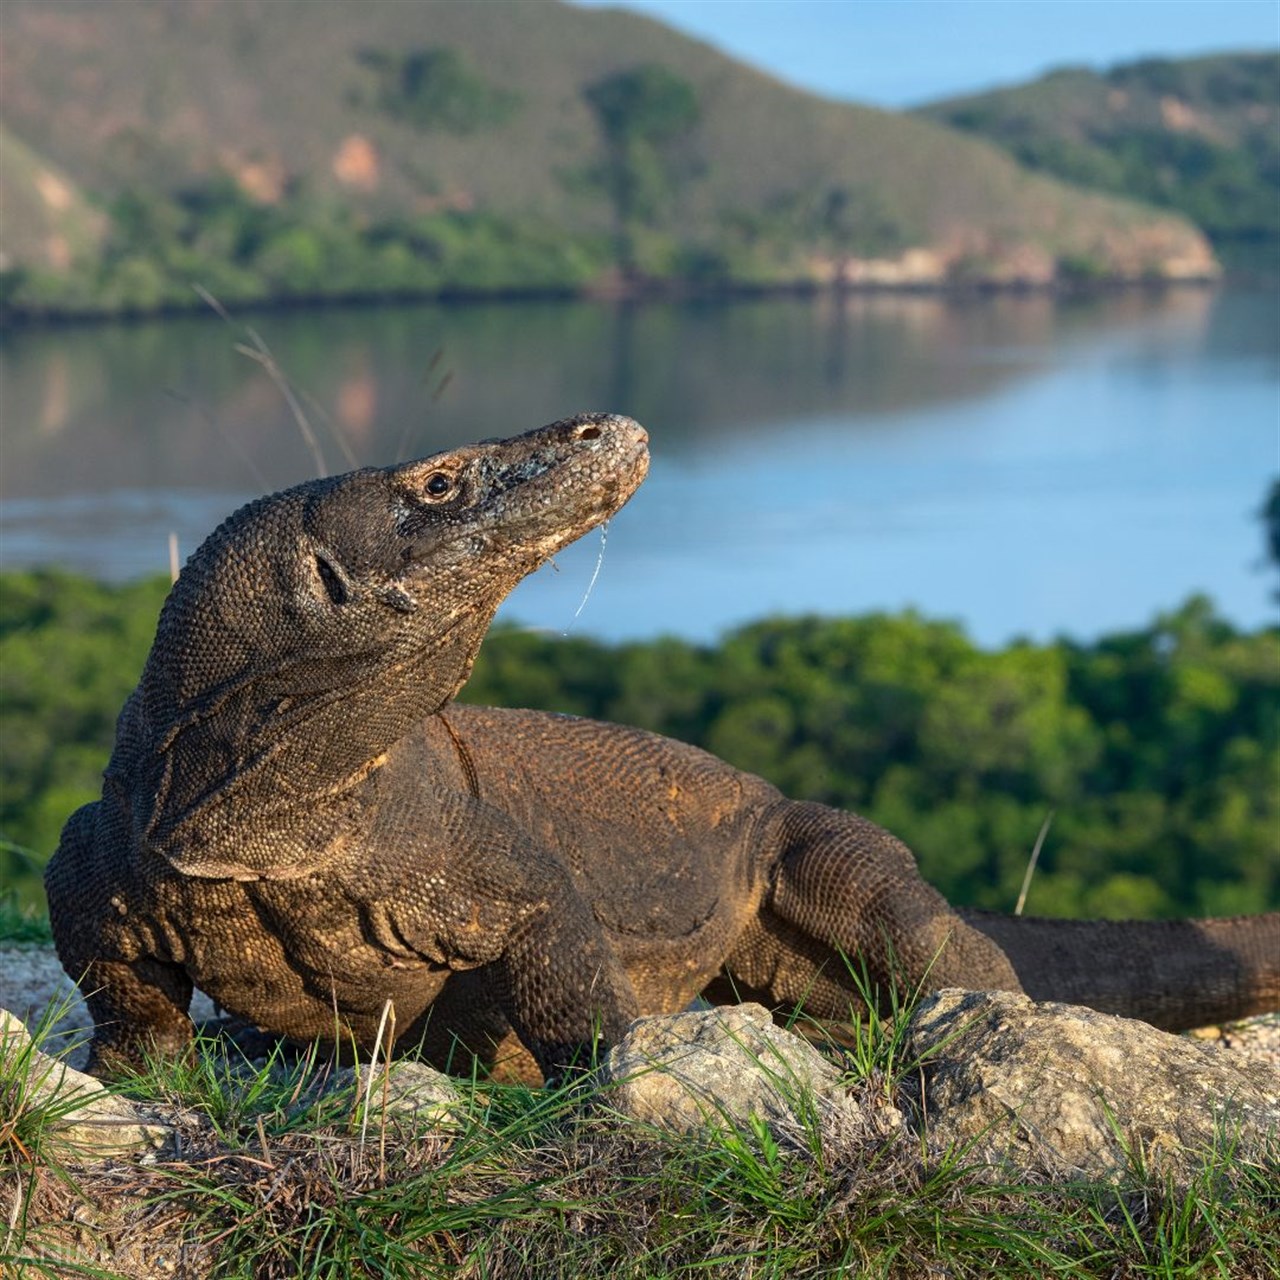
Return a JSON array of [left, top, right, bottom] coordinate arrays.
[[358, 47, 519, 133], [583, 66, 700, 275], [1262, 477, 1280, 601]]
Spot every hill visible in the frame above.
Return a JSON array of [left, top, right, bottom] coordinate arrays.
[[0, 0, 1214, 316], [918, 53, 1280, 264], [0, 125, 105, 276]]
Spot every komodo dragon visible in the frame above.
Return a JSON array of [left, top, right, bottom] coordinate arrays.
[[45, 413, 1280, 1082]]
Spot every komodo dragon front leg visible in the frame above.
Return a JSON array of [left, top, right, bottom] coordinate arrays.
[[333, 784, 641, 1078], [53, 770, 641, 1081], [46, 802, 198, 1076]]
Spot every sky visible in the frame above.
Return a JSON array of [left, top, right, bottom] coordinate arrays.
[[572, 0, 1280, 107]]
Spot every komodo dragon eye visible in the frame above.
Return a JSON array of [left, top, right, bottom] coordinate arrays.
[[423, 472, 453, 499]]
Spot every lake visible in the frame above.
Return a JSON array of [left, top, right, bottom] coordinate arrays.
[[2, 287, 1277, 646]]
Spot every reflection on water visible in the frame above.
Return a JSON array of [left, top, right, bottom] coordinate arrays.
[[1, 287, 1276, 645]]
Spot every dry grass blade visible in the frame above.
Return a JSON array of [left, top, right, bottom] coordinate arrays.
[[191, 283, 233, 324], [358, 998, 396, 1183], [293, 383, 359, 472], [1014, 808, 1055, 916], [234, 331, 330, 480], [162, 385, 270, 492], [192, 282, 353, 479], [395, 346, 455, 463]]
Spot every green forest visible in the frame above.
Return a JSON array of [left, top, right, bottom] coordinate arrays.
[[3, 569, 1276, 923], [3, 188, 612, 319]]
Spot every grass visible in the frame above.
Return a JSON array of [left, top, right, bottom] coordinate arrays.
[[0, 892, 52, 945], [1, 993, 104, 1277], [1, 994, 94, 1169], [3, 992, 1277, 1278], [0, 843, 54, 942]]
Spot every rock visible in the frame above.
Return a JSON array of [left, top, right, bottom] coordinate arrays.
[[1216, 1012, 1280, 1073], [1187, 1024, 1222, 1041], [596, 1003, 894, 1148], [905, 989, 1280, 1184], [326, 1059, 465, 1129], [0, 1007, 171, 1157]]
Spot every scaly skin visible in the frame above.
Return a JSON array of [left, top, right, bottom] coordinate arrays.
[[44, 413, 1280, 1081]]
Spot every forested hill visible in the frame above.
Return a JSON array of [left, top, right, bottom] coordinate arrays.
[[918, 53, 1280, 263], [0, 0, 1214, 316]]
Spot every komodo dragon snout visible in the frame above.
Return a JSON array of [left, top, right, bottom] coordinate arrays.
[[45, 412, 1280, 1082]]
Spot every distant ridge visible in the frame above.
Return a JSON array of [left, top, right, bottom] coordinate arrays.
[[918, 52, 1279, 262], [0, 0, 1215, 317]]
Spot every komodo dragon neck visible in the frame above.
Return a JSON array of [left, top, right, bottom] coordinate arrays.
[[117, 414, 649, 879]]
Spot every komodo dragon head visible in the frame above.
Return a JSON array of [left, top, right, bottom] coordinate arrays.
[[114, 413, 648, 878]]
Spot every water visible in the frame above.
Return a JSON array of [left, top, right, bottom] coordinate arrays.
[[1, 287, 1277, 646]]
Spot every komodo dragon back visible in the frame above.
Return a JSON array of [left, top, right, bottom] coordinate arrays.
[[45, 413, 1279, 1080]]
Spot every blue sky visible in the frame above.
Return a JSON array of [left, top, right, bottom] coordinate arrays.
[[572, 1, 1280, 107]]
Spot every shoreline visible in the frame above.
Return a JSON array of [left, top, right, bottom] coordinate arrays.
[[0, 267, 1227, 332]]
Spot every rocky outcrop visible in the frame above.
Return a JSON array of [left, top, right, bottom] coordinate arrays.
[[596, 995, 1277, 1184], [326, 1060, 465, 1130], [593, 993, 1274, 1182], [0, 1002, 469, 1164], [5, 989, 1276, 1187], [905, 989, 1280, 1184]]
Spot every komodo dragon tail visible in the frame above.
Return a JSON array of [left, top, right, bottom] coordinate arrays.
[[959, 909, 1280, 1031]]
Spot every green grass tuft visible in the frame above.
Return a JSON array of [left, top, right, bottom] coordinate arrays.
[[0, 888, 53, 944]]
